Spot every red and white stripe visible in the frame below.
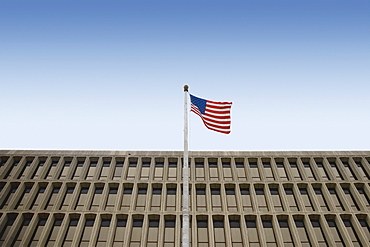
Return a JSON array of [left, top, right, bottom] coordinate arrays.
[[191, 100, 232, 134]]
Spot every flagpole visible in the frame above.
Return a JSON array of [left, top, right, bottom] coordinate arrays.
[[182, 85, 190, 247]]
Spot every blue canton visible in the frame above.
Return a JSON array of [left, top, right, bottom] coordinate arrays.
[[190, 94, 207, 114]]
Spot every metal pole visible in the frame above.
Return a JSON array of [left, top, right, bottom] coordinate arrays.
[[182, 85, 190, 247]]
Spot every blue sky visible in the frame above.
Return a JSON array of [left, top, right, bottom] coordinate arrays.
[[1, 1, 369, 151]]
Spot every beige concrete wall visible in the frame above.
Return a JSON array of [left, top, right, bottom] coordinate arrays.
[[0, 150, 369, 246]]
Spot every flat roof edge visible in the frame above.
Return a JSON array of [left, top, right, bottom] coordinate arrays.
[[1, 150, 370, 157]]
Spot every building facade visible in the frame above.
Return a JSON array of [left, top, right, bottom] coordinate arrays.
[[0, 150, 369, 247]]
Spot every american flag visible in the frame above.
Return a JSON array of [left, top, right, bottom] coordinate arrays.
[[190, 94, 232, 134]]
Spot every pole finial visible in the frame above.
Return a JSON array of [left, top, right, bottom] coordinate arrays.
[[184, 85, 189, 92]]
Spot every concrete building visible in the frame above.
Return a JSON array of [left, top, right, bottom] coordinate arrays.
[[0, 150, 369, 246]]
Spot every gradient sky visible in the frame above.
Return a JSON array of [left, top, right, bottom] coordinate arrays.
[[1, 0, 369, 151]]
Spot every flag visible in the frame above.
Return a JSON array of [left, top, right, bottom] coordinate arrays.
[[190, 94, 232, 134]]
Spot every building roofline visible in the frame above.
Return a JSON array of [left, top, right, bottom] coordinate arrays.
[[1, 149, 370, 157]]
